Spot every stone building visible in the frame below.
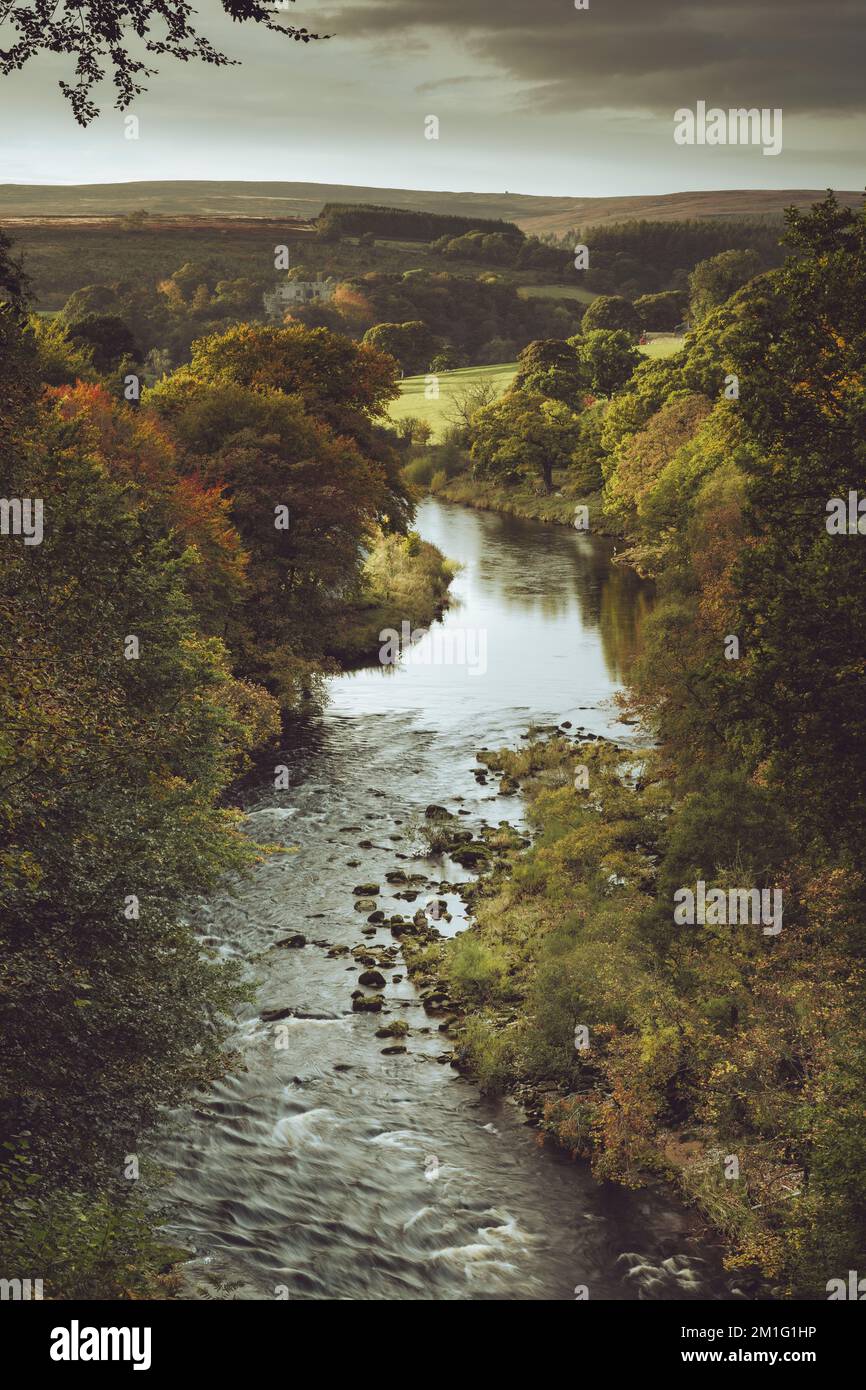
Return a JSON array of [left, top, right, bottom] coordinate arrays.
[[262, 276, 336, 319]]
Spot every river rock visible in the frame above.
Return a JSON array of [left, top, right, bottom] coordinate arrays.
[[358, 969, 386, 988], [381, 1045, 407, 1055], [354, 898, 377, 912], [424, 804, 453, 820], [352, 993, 384, 1012], [449, 844, 489, 868], [353, 883, 380, 896], [375, 1020, 409, 1038], [274, 934, 306, 949]]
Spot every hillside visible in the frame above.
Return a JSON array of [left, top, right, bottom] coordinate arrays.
[[1, 181, 861, 235]]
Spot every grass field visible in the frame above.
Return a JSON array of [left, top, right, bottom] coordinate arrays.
[[387, 362, 518, 441], [639, 335, 686, 358], [516, 283, 597, 304], [389, 337, 685, 439]]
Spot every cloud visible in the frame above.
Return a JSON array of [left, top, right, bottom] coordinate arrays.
[[319, 0, 866, 114]]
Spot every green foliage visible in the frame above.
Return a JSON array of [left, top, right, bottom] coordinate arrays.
[[513, 337, 586, 403], [318, 204, 522, 242], [362, 319, 441, 374], [28, 313, 98, 385], [559, 217, 784, 298], [634, 290, 689, 331], [688, 249, 763, 323], [581, 294, 641, 337], [447, 934, 506, 1001], [470, 387, 583, 493], [573, 328, 641, 397]]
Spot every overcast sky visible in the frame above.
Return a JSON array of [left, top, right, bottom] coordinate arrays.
[[0, 0, 864, 194]]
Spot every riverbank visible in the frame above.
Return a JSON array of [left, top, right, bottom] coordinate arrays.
[[325, 528, 458, 667], [398, 730, 784, 1298], [430, 476, 622, 537]]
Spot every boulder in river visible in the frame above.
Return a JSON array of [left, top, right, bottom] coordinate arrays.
[[359, 969, 386, 988], [449, 844, 489, 868], [353, 883, 380, 896], [274, 934, 306, 949], [354, 898, 377, 912], [352, 993, 385, 1012], [424, 804, 453, 820], [376, 1019, 409, 1038]]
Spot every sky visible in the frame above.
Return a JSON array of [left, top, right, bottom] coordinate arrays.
[[0, 0, 864, 195]]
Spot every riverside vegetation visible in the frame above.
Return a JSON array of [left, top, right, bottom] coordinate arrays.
[[0, 239, 452, 1296], [401, 195, 866, 1298]]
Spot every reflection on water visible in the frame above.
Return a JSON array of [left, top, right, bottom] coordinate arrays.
[[154, 499, 738, 1302]]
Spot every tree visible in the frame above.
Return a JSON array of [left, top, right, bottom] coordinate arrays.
[[582, 294, 641, 338], [66, 312, 141, 372], [0, 226, 29, 309], [0, 0, 328, 125], [634, 290, 688, 332], [29, 314, 99, 386], [603, 392, 714, 536], [712, 195, 866, 855], [573, 328, 641, 397], [165, 321, 412, 537], [513, 337, 587, 404], [444, 376, 502, 440], [362, 319, 441, 375], [146, 363, 409, 703], [0, 304, 279, 1290], [470, 388, 582, 493], [688, 249, 762, 323]]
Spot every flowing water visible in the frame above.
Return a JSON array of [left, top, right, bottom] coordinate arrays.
[[156, 498, 742, 1302]]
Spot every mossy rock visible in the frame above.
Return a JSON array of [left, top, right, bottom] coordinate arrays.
[[376, 1019, 409, 1038], [352, 993, 385, 1012]]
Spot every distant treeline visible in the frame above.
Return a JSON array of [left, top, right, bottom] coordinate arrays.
[[554, 218, 786, 296], [317, 203, 524, 242]]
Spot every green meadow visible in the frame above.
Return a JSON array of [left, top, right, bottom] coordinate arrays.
[[389, 337, 685, 440], [387, 361, 519, 440], [516, 283, 597, 303]]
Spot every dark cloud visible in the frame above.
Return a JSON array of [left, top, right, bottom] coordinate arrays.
[[321, 0, 866, 114]]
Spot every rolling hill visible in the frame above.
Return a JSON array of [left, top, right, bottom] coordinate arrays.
[[1, 181, 860, 235]]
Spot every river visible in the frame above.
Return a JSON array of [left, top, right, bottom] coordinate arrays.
[[155, 498, 743, 1302]]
